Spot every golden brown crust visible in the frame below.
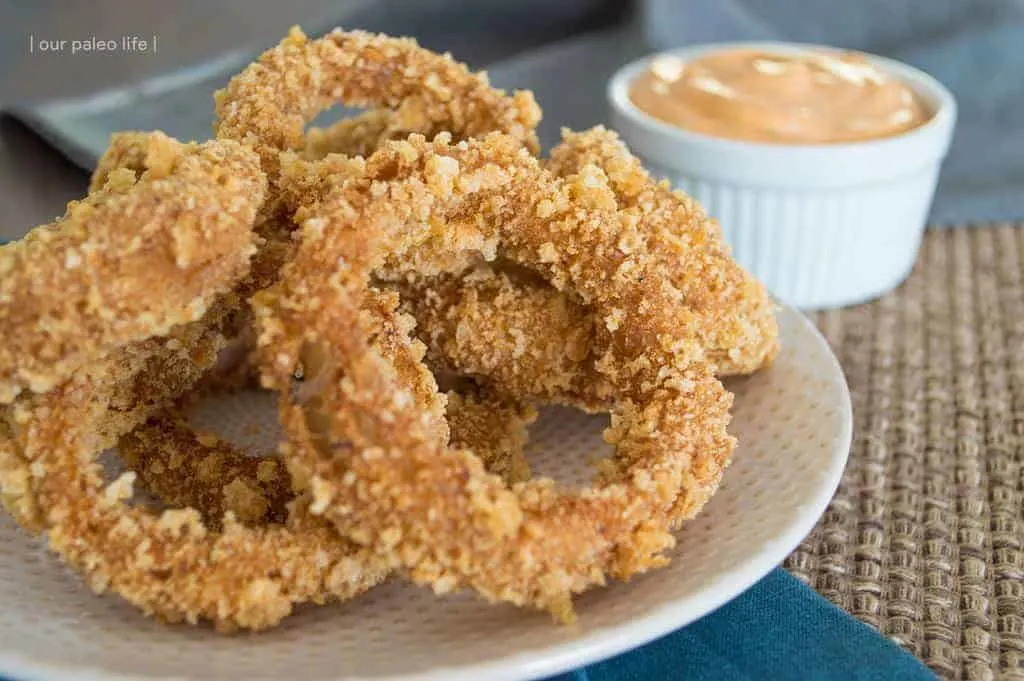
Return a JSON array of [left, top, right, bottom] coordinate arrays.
[[395, 264, 610, 411], [391, 127, 778, 413], [0, 127, 390, 631], [121, 380, 535, 531], [0, 340, 388, 631], [0, 134, 262, 404], [546, 126, 778, 375], [120, 414, 294, 529], [0, 298, 239, 531], [214, 26, 541, 180], [254, 133, 735, 622]]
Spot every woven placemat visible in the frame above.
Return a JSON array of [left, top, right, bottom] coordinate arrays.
[[784, 224, 1024, 680]]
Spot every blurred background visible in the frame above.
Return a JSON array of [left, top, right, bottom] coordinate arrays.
[[1, 0, 1022, 236]]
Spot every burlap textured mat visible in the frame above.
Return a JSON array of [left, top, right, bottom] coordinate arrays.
[[784, 225, 1024, 680]]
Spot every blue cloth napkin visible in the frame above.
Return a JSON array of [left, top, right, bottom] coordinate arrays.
[[546, 569, 936, 681]]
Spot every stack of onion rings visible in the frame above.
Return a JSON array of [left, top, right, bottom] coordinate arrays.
[[253, 132, 736, 621], [0, 26, 777, 631]]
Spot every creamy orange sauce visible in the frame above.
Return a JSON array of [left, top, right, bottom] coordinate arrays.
[[629, 48, 930, 144]]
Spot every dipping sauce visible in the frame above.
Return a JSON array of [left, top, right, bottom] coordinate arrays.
[[628, 48, 931, 144]]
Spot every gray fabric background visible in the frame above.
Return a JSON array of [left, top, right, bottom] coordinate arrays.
[[8, 0, 1021, 224]]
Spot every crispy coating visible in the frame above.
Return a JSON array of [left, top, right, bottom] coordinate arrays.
[[291, 117, 776, 382], [120, 413, 293, 529], [546, 127, 778, 375], [0, 298, 238, 530], [170, 25, 542, 395], [119, 285, 447, 524], [0, 273, 527, 629], [444, 382, 537, 485], [214, 25, 540, 285], [214, 26, 541, 180], [254, 133, 735, 622], [0, 128, 394, 631], [0, 209, 389, 630], [0, 134, 262, 404], [91, 132, 300, 301], [396, 264, 608, 411], [121, 381, 535, 530], [0, 340, 388, 631], [392, 127, 777, 412], [279, 152, 499, 281]]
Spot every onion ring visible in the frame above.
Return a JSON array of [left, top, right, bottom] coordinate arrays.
[[546, 126, 778, 376], [214, 26, 541, 283], [0, 134, 395, 631], [120, 412, 293, 529], [214, 26, 540, 178], [120, 381, 535, 529], [0, 278, 525, 628], [391, 127, 777, 412], [0, 134, 261, 404], [0, 308, 391, 631], [292, 120, 775, 383], [254, 132, 735, 622], [0, 297, 240, 531]]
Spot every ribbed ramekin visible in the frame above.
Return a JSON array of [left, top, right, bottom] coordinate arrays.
[[608, 42, 957, 310]]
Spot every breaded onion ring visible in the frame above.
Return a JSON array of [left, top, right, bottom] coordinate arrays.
[[291, 121, 775, 381], [119, 413, 294, 529], [120, 382, 535, 529], [0, 298, 240, 531], [214, 26, 541, 284], [546, 127, 778, 376], [392, 127, 777, 412], [0, 134, 395, 631], [0, 282, 525, 629], [0, 134, 262, 404], [254, 133, 735, 622], [0, 315, 391, 631], [214, 26, 541, 179]]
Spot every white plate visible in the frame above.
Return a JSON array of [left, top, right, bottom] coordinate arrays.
[[0, 304, 851, 681]]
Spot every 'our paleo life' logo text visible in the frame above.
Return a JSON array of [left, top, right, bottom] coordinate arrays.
[[28, 34, 157, 55]]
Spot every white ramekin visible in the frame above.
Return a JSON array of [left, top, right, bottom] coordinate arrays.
[[608, 42, 957, 310]]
